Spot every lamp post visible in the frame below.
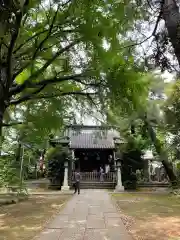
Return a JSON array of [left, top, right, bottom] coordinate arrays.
[[114, 158, 124, 192]]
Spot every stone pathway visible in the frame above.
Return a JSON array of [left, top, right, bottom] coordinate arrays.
[[35, 190, 132, 240]]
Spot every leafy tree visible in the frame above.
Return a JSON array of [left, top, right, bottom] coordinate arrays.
[[164, 80, 180, 161], [107, 73, 178, 184], [1, 0, 180, 188], [0, 0, 146, 136], [122, 134, 149, 189]]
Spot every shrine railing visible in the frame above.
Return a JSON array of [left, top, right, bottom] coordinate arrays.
[[71, 171, 117, 183]]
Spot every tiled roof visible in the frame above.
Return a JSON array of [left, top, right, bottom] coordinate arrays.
[[68, 129, 121, 149]]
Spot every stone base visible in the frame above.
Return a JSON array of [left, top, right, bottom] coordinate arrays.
[[114, 185, 124, 192], [61, 186, 70, 191]]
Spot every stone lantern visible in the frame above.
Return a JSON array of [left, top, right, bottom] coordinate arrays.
[[61, 159, 70, 191], [143, 150, 154, 182], [114, 158, 124, 192]]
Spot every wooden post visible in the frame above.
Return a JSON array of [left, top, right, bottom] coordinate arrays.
[[72, 150, 75, 170]]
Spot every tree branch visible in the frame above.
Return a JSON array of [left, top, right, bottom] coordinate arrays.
[[9, 73, 85, 96], [123, 9, 162, 49], [13, 29, 50, 54], [31, 39, 81, 80], [2, 122, 23, 127], [10, 91, 98, 106], [32, 4, 60, 61], [6, 11, 23, 87], [9, 84, 46, 106], [9, 39, 81, 97], [6, 0, 30, 88]]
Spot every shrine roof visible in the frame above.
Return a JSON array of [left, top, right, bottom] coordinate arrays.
[[51, 125, 124, 149], [67, 125, 123, 149]]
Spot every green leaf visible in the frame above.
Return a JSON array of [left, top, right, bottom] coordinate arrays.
[[15, 69, 30, 84]]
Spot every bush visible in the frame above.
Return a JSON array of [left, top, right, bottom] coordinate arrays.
[[123, 172, 137, 190], [0, 157, 20, 188], [46, 146, 70, 188]]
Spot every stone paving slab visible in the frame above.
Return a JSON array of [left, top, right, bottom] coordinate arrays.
[[35, 190, 133, 240], [35, 229, 63, 240], [84, 229, 132, 240], [86, 215, 106, 229]]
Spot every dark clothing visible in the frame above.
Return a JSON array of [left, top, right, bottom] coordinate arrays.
[[74, 181, 80, 194], [74, 171, 81, 194]]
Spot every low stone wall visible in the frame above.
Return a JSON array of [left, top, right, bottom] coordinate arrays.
[[0, 193, 28, 206], [137, 182, 170, 193], [25, 178, 50, 189]]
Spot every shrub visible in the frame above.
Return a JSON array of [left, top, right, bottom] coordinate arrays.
[[46, 146, 71, 188], [0, 157, 20, 188]]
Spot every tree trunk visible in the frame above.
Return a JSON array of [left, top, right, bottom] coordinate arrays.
[[15, 140, 22, 162], [15, 132, 25, 162], [162, 0, 180, 67], [131, 124, 135, 134], [0, 99, 7, 154], [145, 119, 177, 185], [0, 99, 6, 130]]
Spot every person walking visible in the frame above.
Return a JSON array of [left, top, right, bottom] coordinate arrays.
[[74, 169, 81, 194]]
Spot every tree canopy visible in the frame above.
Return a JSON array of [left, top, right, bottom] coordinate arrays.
[[1, 0, 180, 188]]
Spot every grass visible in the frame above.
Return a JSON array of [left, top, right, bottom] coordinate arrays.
[[112, 193, 180, 240], [0, 194, 71, 240]]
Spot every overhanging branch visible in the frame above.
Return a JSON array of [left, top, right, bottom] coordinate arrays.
[[32, 4, 60, 61], [9, 73, 101, 98], [13, 29, 49, 54], [9, 73, 85, 96], [9, 40, 81, 97], [2, 122, 24, 127], [10, 84, 47, 105], [10, 91, 98, 105], [26, 39, 81, 83], [7, 10, 23, 87], [123, 8, 162, 49]]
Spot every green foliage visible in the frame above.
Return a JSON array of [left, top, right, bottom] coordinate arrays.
[[124, 135, 148, 153], [163, 80, 180, 163], [1, 1, 157, 145], [0, 157, 20, 187], [0, 0, 154, 119], [45, 146, 70, 162], [120, 135, 145, 189], [1, 0, 178, 187], [107, 70, 149, 113], [46, 145, 71, 187], [165, 80, 180, 132]]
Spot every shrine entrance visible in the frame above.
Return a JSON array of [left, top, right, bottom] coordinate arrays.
[[74, 149, 114, 172]]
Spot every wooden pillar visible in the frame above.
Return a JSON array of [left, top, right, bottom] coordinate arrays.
[[72, 149, 75, 170], [113, 151, 116, 169]]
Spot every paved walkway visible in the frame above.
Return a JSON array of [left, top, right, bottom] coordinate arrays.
[[35, 190, 132, 240]]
